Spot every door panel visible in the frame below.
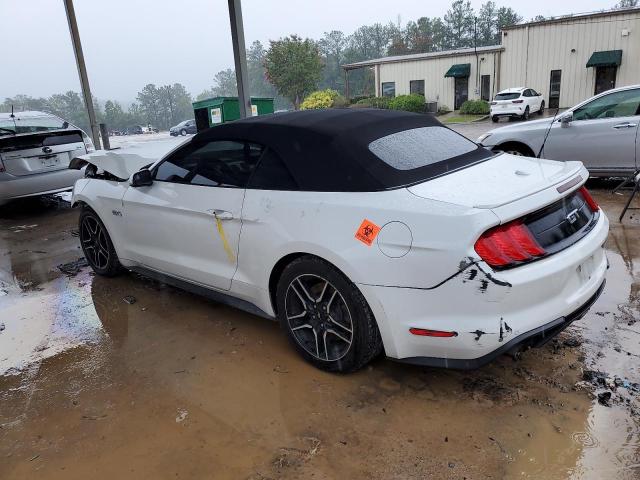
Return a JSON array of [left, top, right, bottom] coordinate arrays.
[[122, 182, 244, 291], [454, 77, 468, 110], [481, 75, 490, 101], [549, 70, 561, 109], [595, 67, 616, 95], [543, 88, 640, 172]]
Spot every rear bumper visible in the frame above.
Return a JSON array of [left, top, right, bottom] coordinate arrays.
[[491, 107, 525, 117], [398, 279, 605, 369], [0, 168, 84, 204], [359, 210, 609, 366]]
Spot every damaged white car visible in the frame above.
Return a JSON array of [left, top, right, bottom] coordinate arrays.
[[70, 109, 608, 372]]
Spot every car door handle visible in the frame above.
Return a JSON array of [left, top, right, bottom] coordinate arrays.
[[208, 209, 234, 220], [613, 123, 637, 129]]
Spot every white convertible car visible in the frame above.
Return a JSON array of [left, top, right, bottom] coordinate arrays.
[[70, 109, 608, 372]]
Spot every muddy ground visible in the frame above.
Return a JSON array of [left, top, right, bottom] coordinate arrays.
[[0, 186, 638, 479]]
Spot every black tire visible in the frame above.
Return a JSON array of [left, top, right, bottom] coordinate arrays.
[[180, 129, 187, 136], [492, 115, 499, 123], [521, 106, 530, 120], [538, 101, 545, 115], [79, 207, 122, 277], [276, 255, 383, 373], [494, 143, 533, 157]]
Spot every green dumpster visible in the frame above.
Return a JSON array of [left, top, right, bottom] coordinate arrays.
[[192, 97, 275, 132]]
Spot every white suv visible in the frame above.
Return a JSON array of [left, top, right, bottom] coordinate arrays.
[[491, 87, 545, 122]]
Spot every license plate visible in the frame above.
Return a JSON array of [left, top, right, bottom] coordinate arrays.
[[577, 255, 595, 283], [40, 155, 59, 168]]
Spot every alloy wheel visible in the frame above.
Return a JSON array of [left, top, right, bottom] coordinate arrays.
[[285, 274, 353, 361], [80, 215, 110, 270]]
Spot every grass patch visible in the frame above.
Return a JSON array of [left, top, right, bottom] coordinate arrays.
[[441, 114, 487, 124]]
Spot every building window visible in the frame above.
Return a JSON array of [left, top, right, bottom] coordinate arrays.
[[409, 80, 425, 96], [382, 82, 396, 97]]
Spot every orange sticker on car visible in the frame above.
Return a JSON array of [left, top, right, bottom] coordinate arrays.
[[355, 219, 381, 246]]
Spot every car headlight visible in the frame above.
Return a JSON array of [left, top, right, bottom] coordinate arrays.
[[477, 133, 492, 144]]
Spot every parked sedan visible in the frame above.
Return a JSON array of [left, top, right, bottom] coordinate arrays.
[[0, 111, 94, 205], [479, 84, 640, 177], [491, 87, 545, 122], [70, 109, 608, 372], [169, 119, 196, 136]]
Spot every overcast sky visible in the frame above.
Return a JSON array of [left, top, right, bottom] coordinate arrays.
[[1, 0, 617, 104]]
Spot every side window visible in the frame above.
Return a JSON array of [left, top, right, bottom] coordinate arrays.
[[154, 140, 263, 187], [573, 89, 640, 121], [382, 82, 396, 98], [248, 148, 298, 190], [531, 89, 539, 96]]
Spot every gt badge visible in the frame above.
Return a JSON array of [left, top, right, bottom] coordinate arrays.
[[355, 219, 381, 246]]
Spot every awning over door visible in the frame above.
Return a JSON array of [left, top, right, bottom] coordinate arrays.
[[444, 63, 471, 78], [586, 50, 622, 68]]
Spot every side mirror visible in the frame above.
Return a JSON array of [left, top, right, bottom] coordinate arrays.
[[131, 169, 153, 187], [560, 113, 573, 128]]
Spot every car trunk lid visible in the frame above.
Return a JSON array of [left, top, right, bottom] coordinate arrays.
[[0, 130, 86, 176], [407, 153, 583, 213]]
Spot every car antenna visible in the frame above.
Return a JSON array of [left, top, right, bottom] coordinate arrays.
[[10, 105, 15, 118], [536, 107, 560, 158]]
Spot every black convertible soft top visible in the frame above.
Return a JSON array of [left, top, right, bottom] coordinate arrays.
[[193, 108, 491, 192]]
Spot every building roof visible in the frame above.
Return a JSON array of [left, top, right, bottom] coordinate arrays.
[[502, 6, 640, 30], [342, 45, 503, 70]]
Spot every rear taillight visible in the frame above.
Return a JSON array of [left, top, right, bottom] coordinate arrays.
[[474, 220, 546, 268], [579, 186, 599, 212], [409, 328, 458, 338], [512, 99, 524, 104]]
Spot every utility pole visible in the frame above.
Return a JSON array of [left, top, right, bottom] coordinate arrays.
[[63, 0, 101, 149], [227, 0, 251, 118]]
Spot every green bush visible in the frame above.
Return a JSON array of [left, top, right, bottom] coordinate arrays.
[[300, 89, 347, 110], [350, 95, 370, 104], [459, 99, 490, 115], [388, 94, 426, 113], [355, 96, 392, 109]]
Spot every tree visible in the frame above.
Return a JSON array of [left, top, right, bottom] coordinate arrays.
[[443, 0, 475, 49], [211, 68, 238, 97], [1, 94, 50, 113], [136, 84, 162, 127], [615, 0, 638, 7], [318, 31, 347, 91], [477, 1, 497, 46], [495, 7, 522, 43], [157, 83, 192, 128], [103, 100, 126, 130], [264, 35, 323, 109], [48, 91, 89, 132]]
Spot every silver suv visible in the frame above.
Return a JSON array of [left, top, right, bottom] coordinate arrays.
[[479, 85, 640, 177], [0, 111, 94, 205]]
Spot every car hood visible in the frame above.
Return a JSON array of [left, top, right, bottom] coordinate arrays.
[[68, 139, 185, 180], [486, 116, 554, 135], [407, 153, 583, 209]]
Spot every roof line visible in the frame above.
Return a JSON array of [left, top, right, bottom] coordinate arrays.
[[342, 45, 503, 70], [502, 6, 640, 30]]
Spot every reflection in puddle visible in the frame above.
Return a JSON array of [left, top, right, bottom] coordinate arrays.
[[0, 271, 106, 376]]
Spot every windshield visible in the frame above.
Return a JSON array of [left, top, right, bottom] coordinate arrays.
[[0, 115, 67, 135], [495, 92, 521, 101], [369, 126, 478, 171]]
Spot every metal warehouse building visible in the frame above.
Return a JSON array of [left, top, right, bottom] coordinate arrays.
[[343, 7, 640, 110]]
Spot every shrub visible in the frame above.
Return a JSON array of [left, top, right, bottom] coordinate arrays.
[[388, 94, 426, 113], [350, 95, 370, 104], [300, 89, 347, 110], [356, 96, 392, 109], [459, 99, 490, 115], [437, 104, 452, 115]]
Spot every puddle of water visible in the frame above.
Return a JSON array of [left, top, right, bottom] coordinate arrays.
[[0, 271, 105, 376]]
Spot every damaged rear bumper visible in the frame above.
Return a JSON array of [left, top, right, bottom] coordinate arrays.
[[398, 279, 605, 369]]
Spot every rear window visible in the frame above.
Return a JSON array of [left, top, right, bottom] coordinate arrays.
[[368, 126, 477, 170], [0, 115, 68, 136], [495, 92, 521, 101]]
